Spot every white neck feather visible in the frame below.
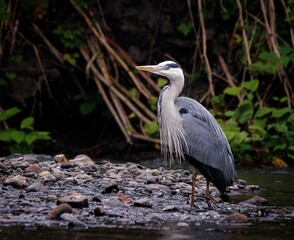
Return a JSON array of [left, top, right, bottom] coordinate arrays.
[[158, 80, 187, 165]]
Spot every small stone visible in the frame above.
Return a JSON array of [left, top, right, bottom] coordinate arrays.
[[134, 197, 152, 208], [117, 192, 131, 204], [57, 193, 89, 208], [94, 206, 106, 216], [54, 154, 68, 163], [24, 164, 43, 174], [240, 196, 268, 206], [26, 181, 48, 193], [245, 185, 260, 191], [60, 213, 87, 227], [105, 197, 124, 207], [218, 213, 249, 225], [73, 173, 92, 183], [177, 222, 189, 227], [46, 203, 73, 219], [101, 182, 119, 194], [69, 154, 95, 169], [114, 217, 134, 225], [4, 175, 26, 188], [162, 205, 178, 211], [51, 168, 66, 180], [60, 163, 74, 169], [39, 171, 57, 182]]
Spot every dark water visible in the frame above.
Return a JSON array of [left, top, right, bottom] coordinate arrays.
[[1, 158, 293, 239]]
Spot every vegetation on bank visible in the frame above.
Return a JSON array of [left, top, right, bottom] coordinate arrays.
[[0, 0, 293, 166]]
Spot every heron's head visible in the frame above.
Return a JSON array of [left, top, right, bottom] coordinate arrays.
[[136, 61, 184, 83]]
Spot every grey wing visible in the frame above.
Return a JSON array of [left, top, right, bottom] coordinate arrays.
[[175, 97, 236, 184]]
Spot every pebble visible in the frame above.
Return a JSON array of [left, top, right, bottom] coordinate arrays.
[[26, 181, 48, 193], [46, 203, 73, 219], [4, 175, 26, 188], [57, 193, 89, 208], [94, 206, 106, 216], [134, 197, 152, 208], [60, 213, 87, 227], [218, 213, 249, 225], [240, 196, 268, 206]]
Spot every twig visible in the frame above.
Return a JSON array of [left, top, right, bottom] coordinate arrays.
[[236, 0, 252, 65], [197, 0, 214, 96]]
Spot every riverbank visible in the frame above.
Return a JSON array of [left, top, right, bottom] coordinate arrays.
[[0, 154, 293, 229]]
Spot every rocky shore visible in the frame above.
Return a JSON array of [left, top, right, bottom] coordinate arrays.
[[0, 154, 293, 229]]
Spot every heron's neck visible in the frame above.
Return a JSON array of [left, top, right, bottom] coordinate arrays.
[[158, 77, 186, 164]]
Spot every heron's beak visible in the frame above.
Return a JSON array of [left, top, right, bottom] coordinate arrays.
[[135, 65, 162, 73]]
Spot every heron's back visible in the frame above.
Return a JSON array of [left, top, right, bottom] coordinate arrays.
[[175, 97, 236, 193]]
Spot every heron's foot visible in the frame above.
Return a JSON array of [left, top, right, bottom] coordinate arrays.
[[205, 195, 220, 208]]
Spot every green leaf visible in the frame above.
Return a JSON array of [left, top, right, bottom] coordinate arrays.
[[223, 86, 242, 96], [0, 78, 8, 86], [80, 101, 96, 115], [0, 129, 13, 142], [177, 22, 193, 37], [246, 61, 276, 74], [224, 110, 235, 117], [25, 131, 51, 146], [145, 121, 159, 135], [10, 130, 25, 144], [20, 117, 34, 129], [242, 79, 259, 92], [127, 88, 137, 98], [272, 108, 289, 118], [0, 107, 21, 122], [255, 107, 273, 118], [157, 78, 168, 88]]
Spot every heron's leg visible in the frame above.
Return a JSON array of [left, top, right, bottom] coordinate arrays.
[[191, 168, 197, 208], [205, 180, 220, 208]]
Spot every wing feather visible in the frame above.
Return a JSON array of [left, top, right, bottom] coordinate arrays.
[[175, 97, 236, 184]]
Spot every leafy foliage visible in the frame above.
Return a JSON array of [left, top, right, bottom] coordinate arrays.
[[0, 108, 51, 153]]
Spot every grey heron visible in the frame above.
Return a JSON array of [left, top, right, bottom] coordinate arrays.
[[136, 61, 237, 208]]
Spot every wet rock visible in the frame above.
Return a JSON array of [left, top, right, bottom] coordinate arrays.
[[245, 185, 260, 191], [117, 192, 132, 204], [114, 217, 134, 225], [60, 163, 74, 169], [145, 183, 171, 192], [57, 193, 89, 208], [101, 182, 119, 194], [39, 171, 57, 182], [177, 222, 189, 227], [24, 164, 43, 173], [4, 175, 26, 188], [162, 205, 178, 211], [46, 203, 73, 219], [26, 181, 48, 193], [60, 213, 87, 227], [94, 206, 106, 216], [105, 197, 124, 207], [54, 154, 68, 163], [69, 155, 96, 170], [134, 197, 152, 208], [51, 168, 65, 180], [218, 213, 249, 225], [73, 173, 92, 183], [240, 196, 268, 206]]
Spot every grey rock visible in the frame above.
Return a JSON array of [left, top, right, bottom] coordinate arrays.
[[57, 193, 89, 208], [26, 181, 47, 193], [134, 197, 152, 208], [94, 206, 106, 216], [4, 175, 26, 188], [60, 213, 87, 227], [240, 196, 268, 206]]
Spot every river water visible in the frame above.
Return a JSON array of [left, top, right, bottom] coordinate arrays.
[[0, 158, 293, 240]]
